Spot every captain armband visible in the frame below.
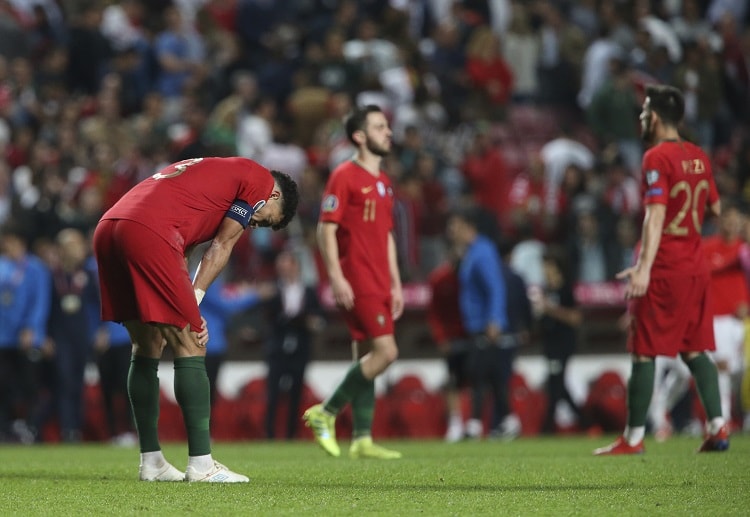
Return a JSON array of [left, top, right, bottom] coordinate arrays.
[[225, 199, 253, 228]]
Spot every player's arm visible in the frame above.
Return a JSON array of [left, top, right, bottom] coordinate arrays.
[[192, 218, 245, 303], [617, 203, 666, 299], [317, 221, 355, 310], [388, 231, 404, 320]]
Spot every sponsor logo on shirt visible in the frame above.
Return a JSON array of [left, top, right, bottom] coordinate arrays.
[[321, 194, 339, 212], [361, 186, 374, 194], [646, 187, 663, 197], [645, 169, 660, 186]]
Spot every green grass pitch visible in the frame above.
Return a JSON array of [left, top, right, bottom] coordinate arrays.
[[1, 435, 748, 516]]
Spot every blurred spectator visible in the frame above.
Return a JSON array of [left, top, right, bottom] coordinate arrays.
[[507, 153, 560, 240], [464, 25, 514, 119], [567, 210, 619, 284], [344, 18, 401, 79], [0, 221, 51, 442], [264, 250, 323, 440], [601, 154, 641, 218], [153, 5, 206, 122], [672, 40, 723, 152], [66, 2, 112, 96], [460, 126, 510, 225], [262, 119, 309, 186], [490, 238, 532, 440], [578, 25, 623, 110], [446, 207, 507, 440], [312, 28, 363, 96], [540, 126, 595, 211], [0, 1, 30, 60], [80, 91, 134, 158], [614, 216, 639, 272], [46, 228, 99, 442], [703, 203, 748, 426], [671, 0, 720, 46], [587, 58, 642, 173], [502, 2, 540, 103], [414, 151, 449, 275], [509, 220, 546, 288], [534, 248, 585, 434], [236, 95, 274, 161], [426, 22, 468, 125], [537, 1, 586, 108], [427, 249, 469, 442]]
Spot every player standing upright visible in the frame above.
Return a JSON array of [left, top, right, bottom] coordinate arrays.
[[594, 85, 728, 455], [303, 105, 403, 459], [702, 203, 748, 427], [94, 157, 298, 481]]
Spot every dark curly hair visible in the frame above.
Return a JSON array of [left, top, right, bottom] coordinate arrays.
[[270, 170, 299, 230]]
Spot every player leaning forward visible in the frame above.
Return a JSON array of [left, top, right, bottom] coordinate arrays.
[[93, 157, 298, 481], [595, 85, 729, 455], [303, 105, 404, 459]]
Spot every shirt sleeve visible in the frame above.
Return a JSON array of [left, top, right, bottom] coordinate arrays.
[[236, 164, 275, 214], [319, 170, 349, 224], [641, 150, 670, 206]]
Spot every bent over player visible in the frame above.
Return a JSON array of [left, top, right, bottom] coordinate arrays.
[[595, 85, 728, 455], [93, 157, 298, 481], [303, 105, 403, 459]]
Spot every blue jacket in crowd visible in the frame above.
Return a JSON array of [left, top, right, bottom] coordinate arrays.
[[0, 254, 51, 349], [458, 235, 508, 335], [200, 278, 264, 356]]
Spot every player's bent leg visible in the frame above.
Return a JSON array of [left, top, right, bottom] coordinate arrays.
[[124, 321, 177, 478], [160, 324, 250, 481]]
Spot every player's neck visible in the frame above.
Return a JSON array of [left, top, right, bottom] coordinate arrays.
[[656, 127, 681, 143], [353, 151, 382, 176]]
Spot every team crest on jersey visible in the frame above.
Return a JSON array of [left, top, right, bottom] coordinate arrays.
[[321, 194, 339, 212], [252, 200, 266, 213], [376, 181, 386, 197], [376, 313, 385, 327], [645, 170, 659, 186]]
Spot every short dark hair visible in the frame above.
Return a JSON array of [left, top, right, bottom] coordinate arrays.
[[645, 84, 684, 126], [270, 170, 299, 231], [344, 105, 383, 145]]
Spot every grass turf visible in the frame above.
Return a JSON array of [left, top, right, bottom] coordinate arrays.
[[0, 435, 747, 516]]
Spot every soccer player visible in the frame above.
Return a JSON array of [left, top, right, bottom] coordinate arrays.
[[302, 105, 404, 459], [594, 85, 728, 455], [702, 202, 748, 427], [93, 156, 298, 481]]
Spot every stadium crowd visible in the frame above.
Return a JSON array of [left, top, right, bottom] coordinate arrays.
[[1, 0, 750, 443]]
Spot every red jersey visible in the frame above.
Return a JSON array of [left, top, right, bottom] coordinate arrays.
[[102, 157, 274, 251], [703, 236, 749, 317], [640, 140, 718, 278], [427, 263, 466, 343], [319, 160, 394, 296]]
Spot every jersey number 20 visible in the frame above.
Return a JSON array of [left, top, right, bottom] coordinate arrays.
[[664, 179, 710, 236]]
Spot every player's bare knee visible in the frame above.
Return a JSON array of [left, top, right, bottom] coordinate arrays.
[[124, 321, 163, 358], [158, 323, 204, 357]]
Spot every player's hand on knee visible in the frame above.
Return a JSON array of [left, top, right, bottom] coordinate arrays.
[[197, 316, 209, 347]]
